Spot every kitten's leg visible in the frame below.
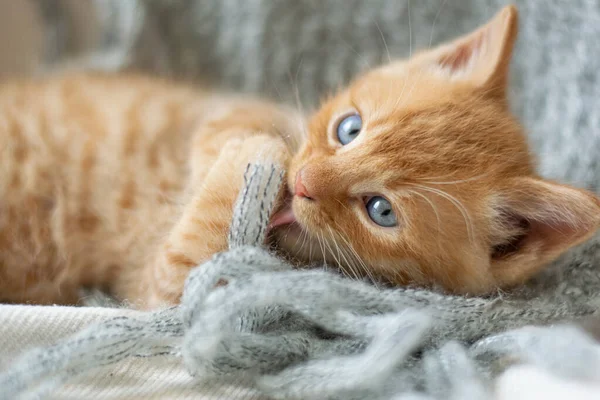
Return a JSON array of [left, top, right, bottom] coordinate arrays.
[[144, 135, 288, 308], [124, 104, 294, 308]]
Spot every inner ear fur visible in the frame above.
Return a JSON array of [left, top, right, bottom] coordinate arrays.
[[491, 176, 600, 261], [413, 5, 519, 97]]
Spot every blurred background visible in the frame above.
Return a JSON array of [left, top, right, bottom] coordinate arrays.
[[1, 0, 599, 191]]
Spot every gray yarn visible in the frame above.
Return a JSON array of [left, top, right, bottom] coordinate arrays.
[[2, 163, 600, 400]]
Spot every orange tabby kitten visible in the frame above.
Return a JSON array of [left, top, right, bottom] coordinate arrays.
[[0, 6, 598, 308]]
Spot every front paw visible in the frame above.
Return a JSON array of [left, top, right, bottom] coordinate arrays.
[[229, 134, 291, 169]]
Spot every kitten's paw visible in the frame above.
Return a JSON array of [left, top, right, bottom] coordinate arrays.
[[237, 134, 290, 168], [207, 135, 289, 190], [219, 137, 246, 160]]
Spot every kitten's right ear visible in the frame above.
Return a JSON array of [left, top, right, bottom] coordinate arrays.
[[414, 5, 518, 98]]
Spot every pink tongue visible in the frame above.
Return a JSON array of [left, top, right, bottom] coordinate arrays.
[[269, 207, 296, 229]]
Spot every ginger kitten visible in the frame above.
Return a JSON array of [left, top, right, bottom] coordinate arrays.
[[0, 6, 597, 308], [273, 5, 600, 294]]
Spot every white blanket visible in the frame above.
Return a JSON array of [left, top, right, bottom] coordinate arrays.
[[0, 305, 264, 399]]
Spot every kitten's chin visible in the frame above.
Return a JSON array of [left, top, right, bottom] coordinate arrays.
[[270, 221, 310, 262]]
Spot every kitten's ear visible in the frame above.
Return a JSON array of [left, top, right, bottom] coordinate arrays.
[[417, 5, 518, 97], [490, 177, 600, 271]]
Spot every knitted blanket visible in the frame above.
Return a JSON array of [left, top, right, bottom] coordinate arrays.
[[2, 163, 600, 399]]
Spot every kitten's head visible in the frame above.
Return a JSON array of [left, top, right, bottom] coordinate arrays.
[[272, 6, 600, 294]]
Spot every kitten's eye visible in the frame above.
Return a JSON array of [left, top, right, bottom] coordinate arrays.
[[337, 114, 362, 145], [366, 196, 397, 227]]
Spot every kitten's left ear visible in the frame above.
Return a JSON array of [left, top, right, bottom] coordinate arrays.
[[489, 177, 600, 285], [417, 5, 518, 97]]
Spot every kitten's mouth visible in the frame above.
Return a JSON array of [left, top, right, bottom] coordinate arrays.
[[268, 191, 296, 231], [269, 207, 296, 229], [268, 191, 297, 231]]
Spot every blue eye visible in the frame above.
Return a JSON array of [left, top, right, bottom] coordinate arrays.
[[336, 114, 362, 145], [366, 196, 397, 227]]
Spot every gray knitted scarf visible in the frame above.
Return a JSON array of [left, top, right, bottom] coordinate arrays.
[[2, 162, 600, 400]]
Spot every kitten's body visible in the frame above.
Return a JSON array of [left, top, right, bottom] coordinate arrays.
[[1, 6, 599, 308], [0, 74, 299, 306]]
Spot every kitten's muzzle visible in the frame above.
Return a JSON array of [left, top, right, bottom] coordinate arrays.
[[294, 169, 314, 200]]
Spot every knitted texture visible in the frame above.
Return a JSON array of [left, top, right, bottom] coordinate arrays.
[[2, 163, 600, 400]]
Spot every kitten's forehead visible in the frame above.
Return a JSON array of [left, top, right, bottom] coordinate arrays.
[[351, 64, 471, 117], [340, 67, 532, 181]]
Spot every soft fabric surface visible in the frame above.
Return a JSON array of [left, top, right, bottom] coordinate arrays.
[[0, 305, 264, 399], [3, 164, 600, 400], [2, 1, 600, 399]]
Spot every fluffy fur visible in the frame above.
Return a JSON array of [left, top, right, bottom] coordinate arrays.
[[0, 74, 299, 307], [0, 6, 598, 307]]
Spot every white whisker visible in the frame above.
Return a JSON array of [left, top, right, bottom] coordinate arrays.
[[325, 225, 361, 281], [408, 0, 413, 57], [415, 172, 488, 185], [375, 21, 392, 64], [316, 231, 328, 270], [428, 0, 448, 49], [323, 228, 357, 280], [410, 183, 475, 244], [330, 223, 379, 288], [406, 189, 442, 234]]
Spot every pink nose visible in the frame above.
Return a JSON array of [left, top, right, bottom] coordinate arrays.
[[294, 170, 313, 199]]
